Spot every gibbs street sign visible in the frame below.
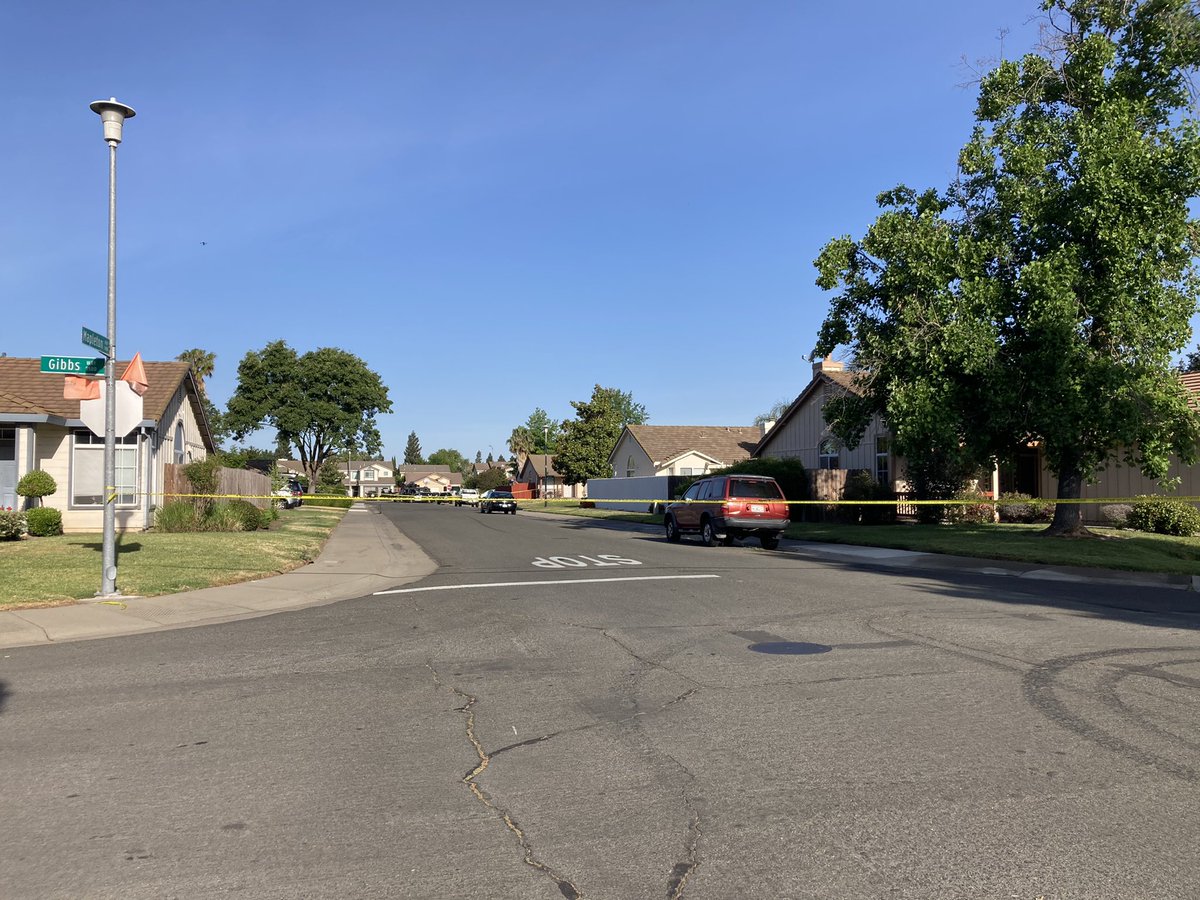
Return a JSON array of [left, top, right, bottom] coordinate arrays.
[[41, 356, 106, 375]]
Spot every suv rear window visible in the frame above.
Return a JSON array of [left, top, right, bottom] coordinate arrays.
[[729, 478, 783, 499]]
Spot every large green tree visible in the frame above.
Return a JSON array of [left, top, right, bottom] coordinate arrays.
[[814, 0, 1200, 535], [404, 431, 424, 464], [224, 341, 391, 487], [554, 386, 649, 484], [427, 448, 468, 472]]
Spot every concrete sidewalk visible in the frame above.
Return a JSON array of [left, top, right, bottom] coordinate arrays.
[[0, 506, 437, 650]]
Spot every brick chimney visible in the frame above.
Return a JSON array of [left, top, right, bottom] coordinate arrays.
[[812, 358, 846, 379]]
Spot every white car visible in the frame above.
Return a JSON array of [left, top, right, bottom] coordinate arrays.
[[456, 488, 480, 507], [275, 479, 304, 509]]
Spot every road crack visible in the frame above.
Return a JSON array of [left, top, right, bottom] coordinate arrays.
[[427, 662, 584, 899]]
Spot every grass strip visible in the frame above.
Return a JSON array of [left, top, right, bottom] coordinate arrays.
[[0, 506, 346, 609]]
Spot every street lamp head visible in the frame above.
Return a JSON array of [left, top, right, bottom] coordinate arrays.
[[89, 98, 136, 145]]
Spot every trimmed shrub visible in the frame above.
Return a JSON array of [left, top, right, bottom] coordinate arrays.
[[997, 492, 1036, 523], [17, 470, 57, 507], [224, 499, 266, 531], [1126, 496, 1200, 537], [1100, 504, 1132, 528], [307, 497, 354, 509], [840, 470, 897, 525], [25, 507, 63, 537], [0, 509, 27, 540], [946, 489, 995, 525], [155, 501, 203, 532]]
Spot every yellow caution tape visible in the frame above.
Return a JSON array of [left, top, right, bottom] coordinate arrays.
[[137, 492, 1200, 507]]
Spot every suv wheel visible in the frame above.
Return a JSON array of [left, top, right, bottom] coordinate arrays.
[[700, 517, 718, 547], [665, 516, 681, 543], [760, 533, 780, 550]]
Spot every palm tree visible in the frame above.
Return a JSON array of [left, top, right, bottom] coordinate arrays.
[[176, 348, 216, 394]]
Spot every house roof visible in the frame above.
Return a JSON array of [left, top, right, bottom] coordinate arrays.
[[396, 464, 453, 475], [0, 357, 213, 449], [753, 367, 867, 457], [612, 425, 762, 468], [523, 455, 561, 478]]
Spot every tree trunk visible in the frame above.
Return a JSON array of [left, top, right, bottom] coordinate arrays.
[[1044, 463, 1091, 537]]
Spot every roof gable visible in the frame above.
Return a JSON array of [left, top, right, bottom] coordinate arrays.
[[615, 425, 761, 468]]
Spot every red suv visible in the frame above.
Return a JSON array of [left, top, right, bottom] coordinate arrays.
[[664, 474, 790, 549]]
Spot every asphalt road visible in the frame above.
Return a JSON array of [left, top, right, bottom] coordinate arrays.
[[3, 503, 1199, 899]]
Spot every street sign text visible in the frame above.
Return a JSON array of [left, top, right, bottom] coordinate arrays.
[[41, 356, 105, 375]]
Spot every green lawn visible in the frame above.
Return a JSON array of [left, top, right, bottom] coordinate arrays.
[[522, 502, 1200, 576], [0, 506, 346, 609]]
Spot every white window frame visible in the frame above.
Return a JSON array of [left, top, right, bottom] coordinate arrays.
[[71, 429, 139, 508], [819, 438, 840, 470]]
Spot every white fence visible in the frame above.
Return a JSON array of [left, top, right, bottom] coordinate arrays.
[[588, 475, 678, 512]]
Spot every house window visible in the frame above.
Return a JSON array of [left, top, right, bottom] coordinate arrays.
[[72, 430, 138, 507], [875, 437, 890, 485], [818, 438, 840, 470], [174, 421, 185, 465], [0, 428, 14, 461], [362, 468, 376, 481], [680, 467, 695, 477], [626, 456, 636, 478]]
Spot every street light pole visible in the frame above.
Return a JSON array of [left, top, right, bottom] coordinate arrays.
[[543, 424, 549, 508], [90, 97, 135, 597]]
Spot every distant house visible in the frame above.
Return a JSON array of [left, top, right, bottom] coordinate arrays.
[[608, 425, 762, 478], [753, 359, 898, 493], [755, 359, 1200, 519], [396, 464, 461, 494], [516, 454, 583, 499], [0, 357, 214, 532]]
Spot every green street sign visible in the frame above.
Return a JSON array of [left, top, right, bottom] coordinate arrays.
[[81, 327, 110, 356], [41, 356, 105, 375]]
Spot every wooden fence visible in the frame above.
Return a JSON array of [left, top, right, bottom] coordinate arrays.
[[163, 464, 272, 509]]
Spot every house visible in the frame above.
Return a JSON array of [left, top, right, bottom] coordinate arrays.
[[395, 464, 461, 495], [0, 357, 214, 532], [516, 454, 583, 499], [756, 358, 1200, 521], [589, 424, 761, 511], [608, 425, 763, 478], [752, 359, 898, 498]]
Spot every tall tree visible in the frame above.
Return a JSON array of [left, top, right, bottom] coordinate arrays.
[[427, 448, 468, 472], [554, 385, 649, 484], [176, 348, 216, 394], [814, 0, 1200, 536], [404, 431, 424, 464], [508, 408, 563, 460], [176, 348, 227, 446], [224, 340, 391, 487], [475, 450, 483, 464]]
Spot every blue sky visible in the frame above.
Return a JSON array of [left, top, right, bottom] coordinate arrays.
[[3, 1, 1107, 462]]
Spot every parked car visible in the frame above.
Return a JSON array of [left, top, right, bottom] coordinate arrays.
[[275, 479, 305, 510], [456, 488, 480, 508], [480, 490, 517, 514], [663, 474, 789, 549]]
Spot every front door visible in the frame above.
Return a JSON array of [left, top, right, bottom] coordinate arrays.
[[0, 428, 17, 509]]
